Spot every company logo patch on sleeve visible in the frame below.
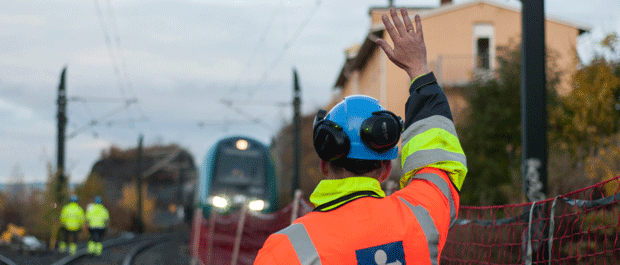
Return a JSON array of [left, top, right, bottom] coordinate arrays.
[[355, 241, 405, 265]]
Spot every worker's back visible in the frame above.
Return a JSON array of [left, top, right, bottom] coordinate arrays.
[[259, 167, 459, 264], [86, 204, 109, 229], [60, 202, 85, 231]]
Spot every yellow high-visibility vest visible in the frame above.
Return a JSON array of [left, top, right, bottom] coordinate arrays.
[[86, 204, 109, 229], [60, 203, 85, 231]]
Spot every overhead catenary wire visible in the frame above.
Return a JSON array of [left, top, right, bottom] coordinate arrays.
[[93, 0, 153, 130], [244, 0, 324, 101], [228, 0, 284, 96], [67, 99, 137, 139], [219, 0, 324, 130], [105, 0, 135, 96], [93, 0, 127, 99], [104, 0, 140, 127], [220, 100, 275, 131]]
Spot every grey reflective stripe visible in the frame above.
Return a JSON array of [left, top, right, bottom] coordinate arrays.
[[402, 148, 467, 174], [402, 115, 458, 145], [413, 173, 456, 227], [276, 223, 322, 265], [398, 197, 440, 265]]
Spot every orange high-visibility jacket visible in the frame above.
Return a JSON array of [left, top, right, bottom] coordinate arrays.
[[255, 72, 467, 265]]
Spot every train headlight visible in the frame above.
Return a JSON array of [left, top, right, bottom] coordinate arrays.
[[248, 200, 266, 211], [211, 196, 228, 209], [236, 139, 249, 150]]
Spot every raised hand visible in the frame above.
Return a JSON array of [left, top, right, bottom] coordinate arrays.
[[376, 8, 430, 81]]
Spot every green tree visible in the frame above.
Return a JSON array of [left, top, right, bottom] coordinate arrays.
[[457, 44, 561, 206], [75, 172, 107, 206], [551, 59, 620, 157]]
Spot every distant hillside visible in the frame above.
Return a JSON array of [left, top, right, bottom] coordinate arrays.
[[0, 183, 78, 194]]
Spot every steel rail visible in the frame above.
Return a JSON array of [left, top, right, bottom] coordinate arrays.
[[50, 233, 146, 265], [121, 234, 180, 265], [0, 254, 17, 265]]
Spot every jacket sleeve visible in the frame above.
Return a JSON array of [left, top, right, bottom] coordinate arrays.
[[394, 73, 467, 261], [400, 72, 467, 191]]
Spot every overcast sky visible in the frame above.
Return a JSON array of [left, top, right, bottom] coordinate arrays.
[[1, 0, 619, 184]]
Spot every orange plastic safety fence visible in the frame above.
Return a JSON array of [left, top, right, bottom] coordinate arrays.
[[441, 175, 620, 265]]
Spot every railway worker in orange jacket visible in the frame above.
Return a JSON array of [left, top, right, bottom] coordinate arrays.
[[254, 7, 467, 265]]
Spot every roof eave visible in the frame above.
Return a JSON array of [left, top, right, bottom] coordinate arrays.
[[334, 28, 385, 89]]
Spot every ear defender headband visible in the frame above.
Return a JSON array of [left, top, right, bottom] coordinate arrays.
[[313, 109, 403, 161], [313, 109, 351, 161]]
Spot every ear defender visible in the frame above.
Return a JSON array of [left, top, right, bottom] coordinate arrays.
[[359, 110, 403, 153], [313, 109, 351, 161]]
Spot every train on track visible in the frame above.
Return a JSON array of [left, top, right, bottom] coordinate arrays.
[[194, 136, 279, 217]]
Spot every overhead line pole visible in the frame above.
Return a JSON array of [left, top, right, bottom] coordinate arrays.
[[56, 67, 68, 204], [521, 1, 548, 263], [292, 69, 301, 198], [136, 134, 144, 234], [521, 0, 547, 202]]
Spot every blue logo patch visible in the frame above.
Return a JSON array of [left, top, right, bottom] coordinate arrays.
[[355, 241, 405, 265]]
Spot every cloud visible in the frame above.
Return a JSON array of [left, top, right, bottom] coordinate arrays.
[[0, 14, 46, 26], [74, 138, 111, 151], [0, 98, 35, 120], [153, 34, 180, 44]]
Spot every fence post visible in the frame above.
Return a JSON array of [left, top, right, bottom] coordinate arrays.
[[231, 204, 249, 265], [191, 208, 202, 264], [291, 189, 303, 224], [547, 197, 559, 265], [206, 209, 216, 265]]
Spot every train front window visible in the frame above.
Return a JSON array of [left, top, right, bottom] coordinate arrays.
[[213, 147, 266, 195]]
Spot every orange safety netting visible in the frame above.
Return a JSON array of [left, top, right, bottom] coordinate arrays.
[[191, 197, 314, 265], [442, 175, 620, 264]]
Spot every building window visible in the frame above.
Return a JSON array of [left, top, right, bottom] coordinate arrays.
[[473, 24, 494, 71], [477, 37, 490, 69]]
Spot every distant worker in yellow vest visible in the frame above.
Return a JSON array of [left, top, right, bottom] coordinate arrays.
[[86, 196, 109, 256], [59, 194, 85, 255]]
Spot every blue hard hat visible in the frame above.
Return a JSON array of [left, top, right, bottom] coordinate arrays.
[[69, 195, 78, 203], [319, 95, 401, 160], [94, 196, 102, 204]]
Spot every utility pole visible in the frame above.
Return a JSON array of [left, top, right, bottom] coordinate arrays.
[[521, 0, 547, 202], [56, 67, 67, 204], [292, 69, 301, 198], [136, 134, 144, 234], [521, 1, 548, 263], [388, 0, 393, 8]]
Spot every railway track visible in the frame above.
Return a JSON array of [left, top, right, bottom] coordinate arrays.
[[50, 232, 185, 265], [0, 253, 18, 265], [123, 234, 188, 265]]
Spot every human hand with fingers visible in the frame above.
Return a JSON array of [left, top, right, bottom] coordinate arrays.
[[376, 7, 430, 81]]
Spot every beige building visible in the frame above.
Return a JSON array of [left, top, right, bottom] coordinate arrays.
[[333, 0, 589, 123]]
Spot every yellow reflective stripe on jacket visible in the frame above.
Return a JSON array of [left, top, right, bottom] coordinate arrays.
[[401, 115, 467, 190]]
